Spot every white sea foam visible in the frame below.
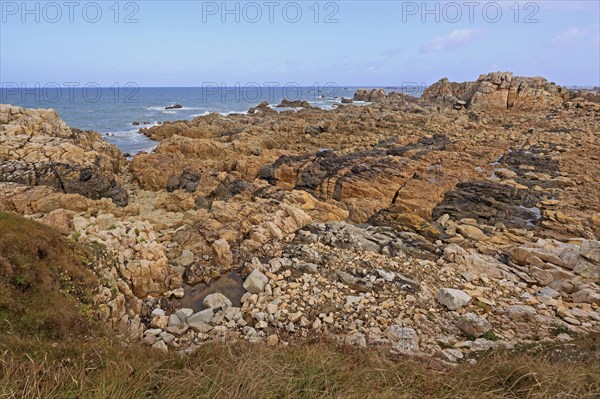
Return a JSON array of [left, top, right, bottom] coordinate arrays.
[[102, 126, 158, 155], [130, 121, 160, 127], [218, 111, 246, 116], [190, 111, 211, 118]]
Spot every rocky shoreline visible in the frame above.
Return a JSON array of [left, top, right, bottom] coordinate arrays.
[[1, 72, 599, 362]]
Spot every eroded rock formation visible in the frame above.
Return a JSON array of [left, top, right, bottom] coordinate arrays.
[[422, 72, 568, 111], [0, 105, 128, 206], [1, 72, 599, 361]]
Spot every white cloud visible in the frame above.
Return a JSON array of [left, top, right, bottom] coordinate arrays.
[[420, 29, 483, 53], [551, 27, 586, 46]]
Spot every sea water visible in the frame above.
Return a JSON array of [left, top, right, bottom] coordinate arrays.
[[1, 86, 422, 154]]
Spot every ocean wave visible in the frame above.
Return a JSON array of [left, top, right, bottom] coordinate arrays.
[[188, 110, 248, 118], [130, 121, 161, 127], [179, 106, 203, 111], [103, 127, 158, 147], [189, 112, 210, 118], [106, 128, 149, 138], [224, 110, 246, 115]]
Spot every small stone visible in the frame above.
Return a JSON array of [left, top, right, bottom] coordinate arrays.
[[580, 240, 600, 263], [168, 314, 182, 327], [267, 334, 279, 346], [166, 323, 189, 336], [436, 288, 472, 310], [571, 308, 591, 318], [505, 305, 538, 321], [396, 274, 420, 292], [346, 296, 362, 306], [159, 332, 176, 344], [471, 338, 495, 352], [344, 331, 367, 347], [243, 269, 268, 294], [437, 214, 450, 226], [256, 320, 268, 329], [538, 287, 560, 299], [461, 271, 476, 282], [266, 303, 278, 314], [456, 312, 492, 338], [151, 308, 165, 318], [175, 308, 194, 323], [573, 257, 600, 279], [172, 288, 185, 298], [203, 293, 232, 309], [187, 308, 214, 325], [387, 325, 418, 353], [43, 209, 73, 235], [495, 168, 517, 179], [336, 270, 357, 285], [442, 348, 464, 362], [454, 341, 473, 349], [556, 333, 573, 342], [289, 312, 303, 322], [224, 307, 243, 322], [269, 258, 283, 273], [457, 225, 488, 241], [151, 315, 169, 329], [142, 333, 157, 345], [572, 288, 600, 305], [254, 312, 266, 322], [211, 312, 224, 325], [212, 239, 233, 268], [529, 267, 553, 286], [188, 320, 212, 333], [564, 317, 581, 325], [539, 291, 564, 307], [152, 340, 168, 353], [177, 250, 194, 266], [377, 269, 395, 282], [145, 328, 163, 336], [247, 294, 259, 305], [212, 326, 228, 334], [243, 326, 257, 335], [436, 336, 457, 348], [95, 214, 116, 230]]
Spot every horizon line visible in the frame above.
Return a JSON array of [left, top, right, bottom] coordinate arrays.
[[2, 84, 598, 90]]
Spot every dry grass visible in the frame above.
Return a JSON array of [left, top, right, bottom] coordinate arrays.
[[0, 212, 99, 340], [1, 334, 599, 399]]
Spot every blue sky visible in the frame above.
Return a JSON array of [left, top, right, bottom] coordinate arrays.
[[1, 1, 599, 86]]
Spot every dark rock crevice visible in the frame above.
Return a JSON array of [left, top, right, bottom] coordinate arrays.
[[0, 160, 128, 207]]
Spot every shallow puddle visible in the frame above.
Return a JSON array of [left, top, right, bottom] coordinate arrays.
[[174, 271, 245, 312]]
